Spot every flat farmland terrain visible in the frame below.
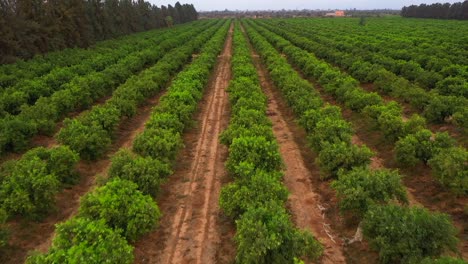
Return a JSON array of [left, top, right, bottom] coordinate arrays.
[[0, 16, 466, 264]]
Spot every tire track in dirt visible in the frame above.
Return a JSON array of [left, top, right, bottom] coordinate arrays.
[[134, 25, 233, 264], [2, 92, 167, 264], [247, 33, 346, 264]]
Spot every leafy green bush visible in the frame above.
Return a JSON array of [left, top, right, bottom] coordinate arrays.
[[307, 118, 353, 151], [235, 202, 323, 264], [219, 170, 288, 218], [0, 115, 37, 154], [109, 149, 172, 197], [226, 136, 283, 175], [435, 76, 467, 97], [376, 111, 406, 141], [424, 95, 464, 123], [20, 97, 59, 135], [343, 90, 383, 112], [227, 108, 272, 128], [415, 71, 443, 90], [23, 146, 79, 184], [26, 217, 133, 264], [78, 178, 160, 241], [157, 91, 198, 125], [83, 105, 121, 134], [363, 205, 459, 264], [231, 96, 267, 115], [403, 114, 427, 136], [57, 118, 111, 160], [133, 128, 183, 161], [395, 130, 455, 166], [299, 105, 342, 133], [452, 108, 468, 129], [332, 167, 408, 217], [220, 123, 274, 146], [145, 112, 185, 133], [0, 157, 59, 219], [429, 147, 468, 195], [316, 142, 373, 179]]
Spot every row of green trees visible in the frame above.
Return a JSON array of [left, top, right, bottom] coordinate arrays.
[[0, 0, 198, 63], [244, 19, 463, 263], [0, 23, 186, 88], [402, 1, 468, 20], [258, 19, 467, 130], [219, 23, 323, 263], [251, 20, 467, 195], [0, 21, 214, 157], [0, 22, 204, 115], [0, 20, 225, 253], [57, 21, 222, 161], [12, 20, 229, 261]]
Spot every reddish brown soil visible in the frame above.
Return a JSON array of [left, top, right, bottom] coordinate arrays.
[[1, 88, 168, 264], [133, 25, 234, 264], [251, 47, 346, 263]]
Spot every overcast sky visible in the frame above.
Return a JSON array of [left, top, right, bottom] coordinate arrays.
[[149, 0, 462, 11]]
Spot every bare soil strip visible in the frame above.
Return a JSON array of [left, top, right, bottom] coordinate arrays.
[[244, 35, 346, 264], [2, 92, 166, 264], [134, 25, 233, 264]]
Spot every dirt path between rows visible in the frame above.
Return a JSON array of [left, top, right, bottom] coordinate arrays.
[[134, 25, 233, 264], [1, 91, 167, 264], [245, 33, 346, 264]]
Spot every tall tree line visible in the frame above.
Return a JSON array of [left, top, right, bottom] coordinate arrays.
[[0, 0, 198, 63], [401, 1, 468, 20]]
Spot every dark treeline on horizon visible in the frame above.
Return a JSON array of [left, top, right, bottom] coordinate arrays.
[[0, 0, 198, 63], [401, 1, 468, 19]]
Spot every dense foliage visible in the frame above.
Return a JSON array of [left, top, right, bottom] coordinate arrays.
[[26, 217, 134, 264], [243, 18, 462, 263], [254, 18, 468, 131], [246, 18, 467, 195], [219, 23, 323, 263], [363, 205, 459, 264], [402, 1, 468, 20], [332, 167, 408, 217], [0, 20, 215, 157], [78, 178, 161, 241], [108, 149, 172, 197], [428, 147, 468, 195], [0, 0, 198, 63], [26, 19, 230, 262], [57, 20, 222, 160], [0, 146, 79, 219]]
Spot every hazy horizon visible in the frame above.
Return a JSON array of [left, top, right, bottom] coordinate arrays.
[[149, 0, 462, 11]]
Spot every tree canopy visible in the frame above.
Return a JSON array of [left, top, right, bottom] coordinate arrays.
[[0, 0, 198, 63], [402, 1, 468, 20]]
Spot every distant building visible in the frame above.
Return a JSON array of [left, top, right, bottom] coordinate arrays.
[[335, 10, 345, 16], [325, 10, 345, 17]]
